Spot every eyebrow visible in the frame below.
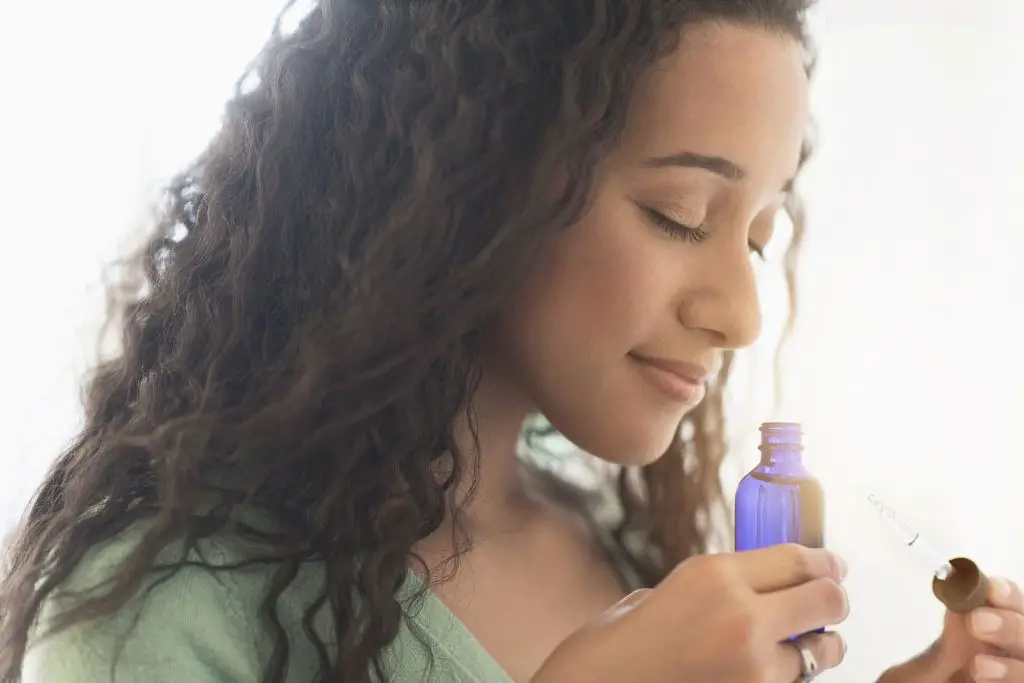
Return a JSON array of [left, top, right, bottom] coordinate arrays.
[[645, 151, 746, 179], [645, 151, 794, 194]]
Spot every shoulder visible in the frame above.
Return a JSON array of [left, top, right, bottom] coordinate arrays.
[[22, 517, 509, 683], [22, 522, 329, 683]]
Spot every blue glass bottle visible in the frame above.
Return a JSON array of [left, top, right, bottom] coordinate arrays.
[[735, 422, 825, 635], [735, 422, 824, 551]]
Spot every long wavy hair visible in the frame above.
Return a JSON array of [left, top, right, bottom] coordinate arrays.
[[0, 1, 815, 681]]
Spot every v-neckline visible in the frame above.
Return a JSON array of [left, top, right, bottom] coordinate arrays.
[[393, 489, 638, 681], [399, 571, 516, 682]]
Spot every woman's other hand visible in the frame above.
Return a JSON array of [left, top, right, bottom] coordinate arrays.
[[882, 576, 1024, 683]]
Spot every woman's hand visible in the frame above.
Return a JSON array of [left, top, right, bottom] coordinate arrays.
[[531, 544, 850, 683], [881, 577, 1024, 683]]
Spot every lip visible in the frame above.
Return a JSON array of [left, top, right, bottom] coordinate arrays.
[[628, 353, 709, 404]]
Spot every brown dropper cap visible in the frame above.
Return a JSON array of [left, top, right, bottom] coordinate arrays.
[[932, 557, 989, 613]]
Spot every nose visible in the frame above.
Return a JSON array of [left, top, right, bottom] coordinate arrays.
[[676, 236, 762, 350]]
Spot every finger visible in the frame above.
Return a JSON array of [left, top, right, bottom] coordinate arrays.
[[773, 631, 846, 683], [760, 576, 850, 639], [969, 608, 1024, 658], [970, 654, 1024, 683], [733, 543, 848, 593], [987, 577, 1024, 613]]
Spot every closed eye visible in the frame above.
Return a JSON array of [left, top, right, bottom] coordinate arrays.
[[641, 205, 766, 260], [640, 205, 709, 244]]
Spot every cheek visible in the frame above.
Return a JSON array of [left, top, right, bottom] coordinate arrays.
[[533, 201, 667, 349], [497, 200, 687, 464]]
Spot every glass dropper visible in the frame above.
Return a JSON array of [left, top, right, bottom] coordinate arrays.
[[866, 492, 954, 581]]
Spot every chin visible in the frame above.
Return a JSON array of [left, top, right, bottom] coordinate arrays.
[[556, 411, 684, 468]]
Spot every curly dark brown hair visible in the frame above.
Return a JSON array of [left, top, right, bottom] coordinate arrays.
[[0, 1, 815, 681]]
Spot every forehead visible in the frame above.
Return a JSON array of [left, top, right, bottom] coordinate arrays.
[[620, 21, 810, 179]]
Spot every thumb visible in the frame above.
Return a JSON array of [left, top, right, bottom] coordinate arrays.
[[533, 588, 657, 683]]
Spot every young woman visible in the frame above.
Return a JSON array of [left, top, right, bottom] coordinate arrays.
[[3, 1, 1023, 682]]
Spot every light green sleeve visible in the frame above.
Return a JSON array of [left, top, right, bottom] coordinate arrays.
[[21, 529, 325, 683], [23, 568, 262, 682]]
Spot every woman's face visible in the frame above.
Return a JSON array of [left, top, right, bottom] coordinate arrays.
[[490, 21, 810, 465]]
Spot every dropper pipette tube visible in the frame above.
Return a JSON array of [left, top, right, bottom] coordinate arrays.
[[866, 492, 954, 580]]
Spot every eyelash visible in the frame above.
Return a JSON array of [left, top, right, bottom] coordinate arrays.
[[641, 206, 766, 261]]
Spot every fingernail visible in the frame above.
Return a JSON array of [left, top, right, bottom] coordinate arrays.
[[991, 577, 1011, 600], [974, 655, 1008, 680], [973, 610, 1003, 635]]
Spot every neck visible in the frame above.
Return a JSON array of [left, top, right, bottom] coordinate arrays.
[[758, 421, 804, 465], [760, 444, 802, 465], [443, 362, 539, 535]]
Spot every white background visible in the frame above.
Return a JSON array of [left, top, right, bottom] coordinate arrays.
[[1, 1, 1022, 680]]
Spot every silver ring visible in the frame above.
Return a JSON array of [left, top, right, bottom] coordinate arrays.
[[792, 639, 820, 683]]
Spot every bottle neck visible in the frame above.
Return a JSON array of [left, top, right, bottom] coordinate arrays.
[[759, 443, 804, 466], [757, 422, 805, 468]]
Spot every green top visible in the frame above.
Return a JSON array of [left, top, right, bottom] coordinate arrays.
[[22, 462, 640, 683], [22, 525, 516, 683]]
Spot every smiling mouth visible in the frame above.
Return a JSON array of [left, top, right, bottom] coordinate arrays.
[[628, 353, 708, 405]]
